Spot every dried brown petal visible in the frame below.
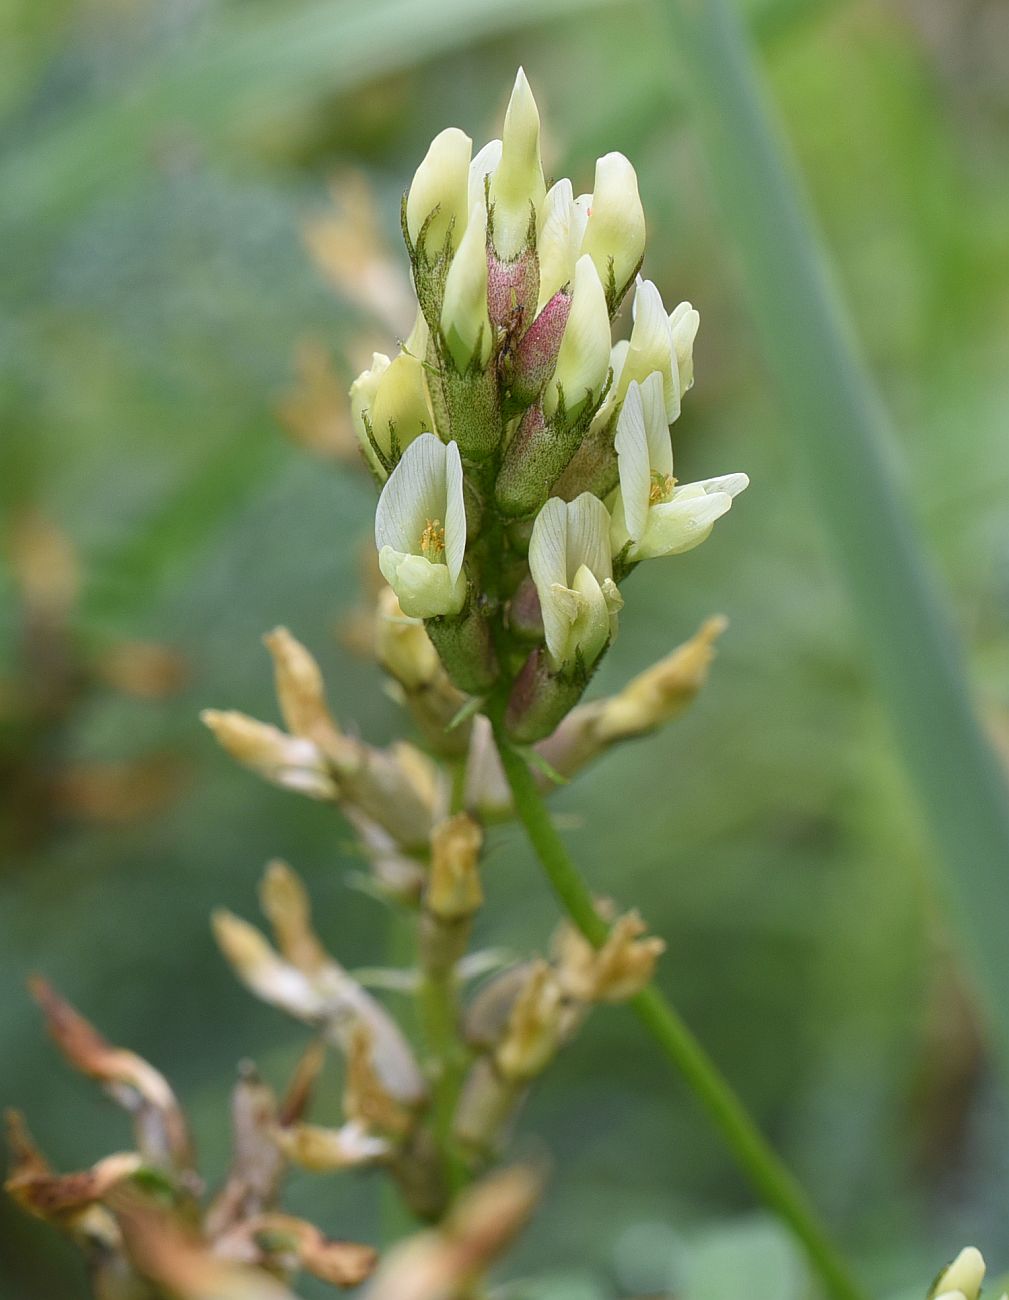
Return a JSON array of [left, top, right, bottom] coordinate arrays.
[[495, 962, 566, 1082], [30, 979, 193, 1174]]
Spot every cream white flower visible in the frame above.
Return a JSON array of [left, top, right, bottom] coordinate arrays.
[[544, 254, 611, 421], [488, 68, 546, 260], [441, 199, 492, 371], [610, 373, 748, 561], [536, 178, 591, 310], [406, 126, 472, 255], [932, 1249, 986, 1300], [580, 152, 646, 302], [375, 434, 467, 619], [529, 493, 623, 670], [350, 350, 433, 475]]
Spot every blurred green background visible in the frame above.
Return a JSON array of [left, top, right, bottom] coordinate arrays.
[[3, 0, 1009, 1296]]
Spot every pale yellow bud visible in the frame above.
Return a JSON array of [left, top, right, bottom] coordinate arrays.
[[259, 859, 327, 973], [593, 616, 727, 743], [370, 352, 434, 456], [200, 709, 336, 800], [932, 1249, 986, 1300], [440, 202, 491, 370], [374, 586, 442, 690], [262, 626, 342, 752], [350, 351, 390, 475], [580, 152, 646, 304], [496, 961, 565, 1081], [406, 126, 472, 255], [544, 254, 611, 419], [427, 813, 483, 922], [212, 910, 327, 1020], [488, 68, 546, 259]]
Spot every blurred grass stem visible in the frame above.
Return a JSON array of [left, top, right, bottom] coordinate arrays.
[[492, 720, 868, 1300], [659, 0, 1009, 1060]]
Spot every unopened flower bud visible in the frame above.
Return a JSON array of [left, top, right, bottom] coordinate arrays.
[[931, 1249, 986, 1300], [406, 126, 472, 257], [427, 813, 483, 922], [488, 68, 545, 260], [350, 352, 391, 475], [440, 201, 492, 372], [543, 255, 611, 422], [200, 709, 337, 800], [487, 244, 539, 333], [536, 178, 590, 309], [507, 287, 572, 409], [496, 961, 566, 1082], [375, 434, 467, 620], [580, 152, 646, 310], [468, 138, 502, 213]]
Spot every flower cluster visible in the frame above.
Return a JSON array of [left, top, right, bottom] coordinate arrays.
[[354, 69, 748, 741]]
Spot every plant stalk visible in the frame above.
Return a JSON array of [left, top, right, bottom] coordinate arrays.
[[491, 721, 869, 1300]]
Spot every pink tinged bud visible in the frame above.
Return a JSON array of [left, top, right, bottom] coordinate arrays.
[[508, 288, 572, 408], [487, 244, 540, 332]]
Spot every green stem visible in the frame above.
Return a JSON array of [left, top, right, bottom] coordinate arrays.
[[418, 936, 470, 1199], [491, 721, 869, 1300]]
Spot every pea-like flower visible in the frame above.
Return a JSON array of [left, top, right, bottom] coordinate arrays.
[[610, 373, 748, 562], [529, 493, 623, 670], [614, 278, 700, 421], [375, 434, 467, 619]]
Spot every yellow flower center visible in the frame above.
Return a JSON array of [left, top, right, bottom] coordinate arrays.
[[648, 471, 677, 506], [420, 518, 446, 562]]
